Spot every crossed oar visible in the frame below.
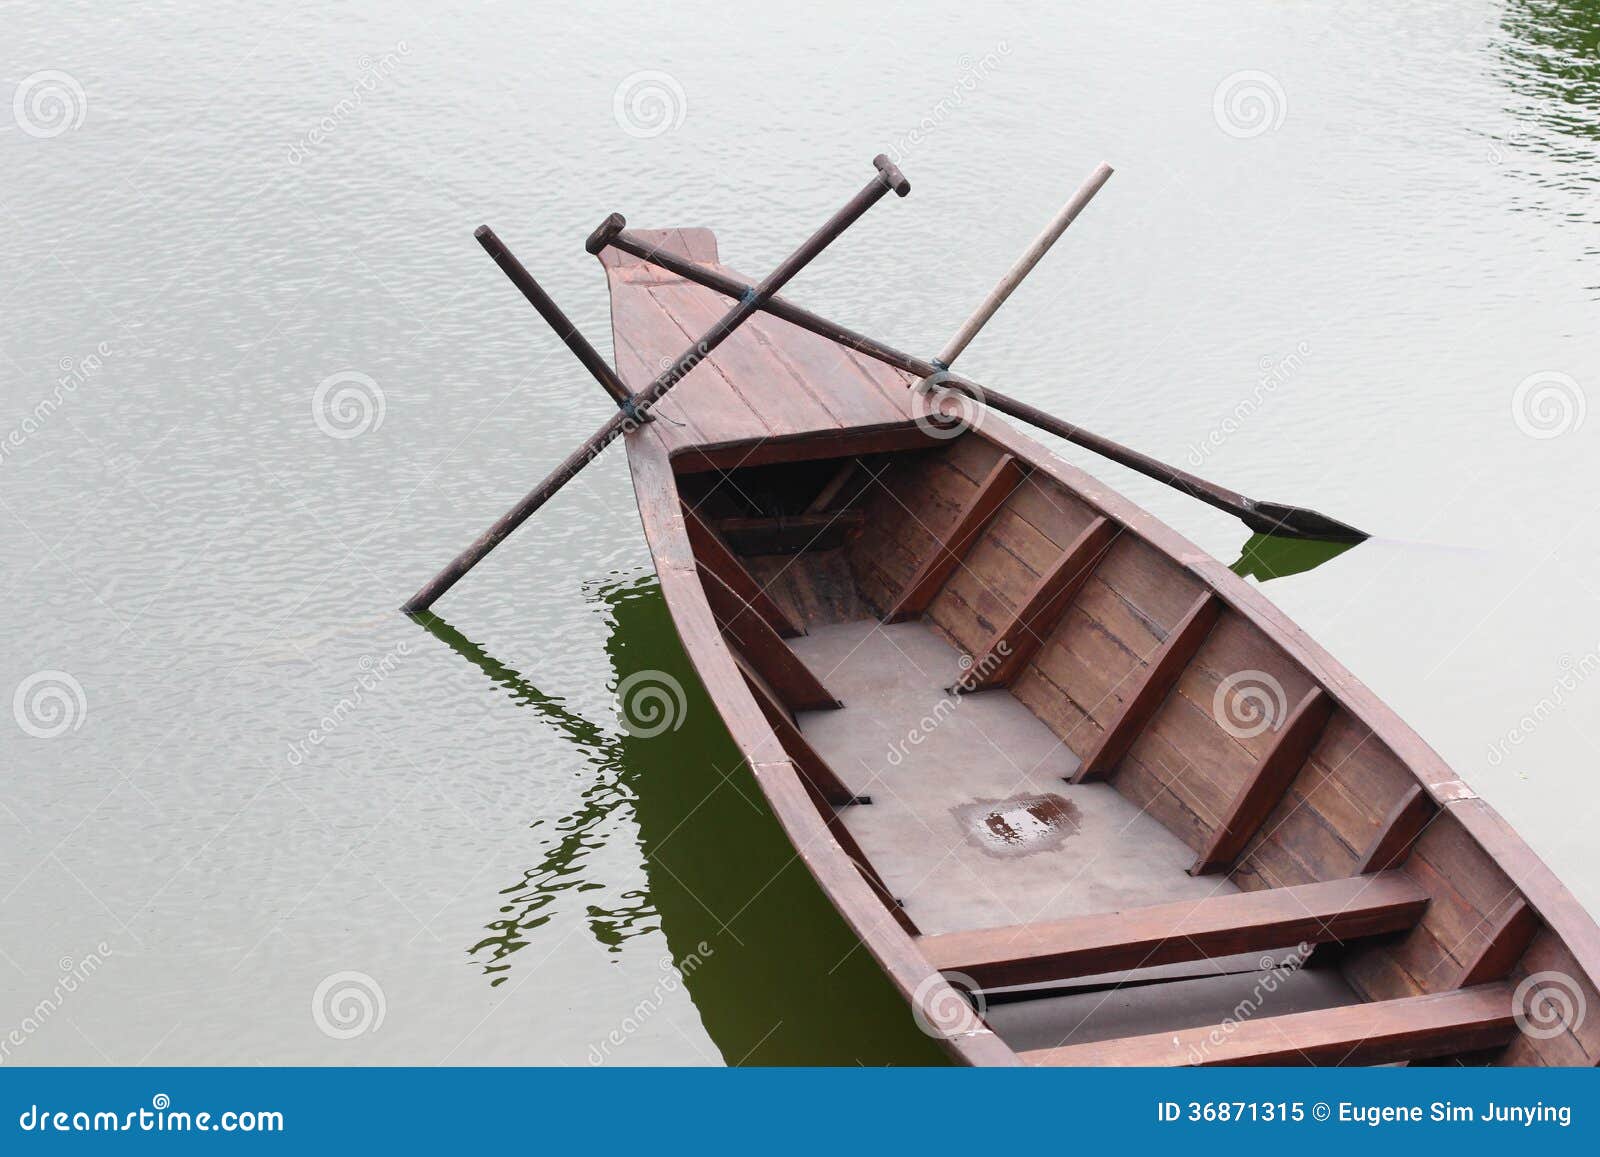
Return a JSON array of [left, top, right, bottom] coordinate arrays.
[[403, 155, 1365, 616]]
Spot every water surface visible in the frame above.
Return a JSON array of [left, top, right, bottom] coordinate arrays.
[[2, 0, 1598, 1063]]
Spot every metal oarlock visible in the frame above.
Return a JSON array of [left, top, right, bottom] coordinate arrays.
[[401, 154, 911, 615]]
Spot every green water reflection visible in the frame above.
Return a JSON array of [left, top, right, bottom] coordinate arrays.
[[1500, 0, 1600, 142], [417, 576, 946, 1065], [1229, 533, 1361, 583], [1494, 0, 1600, 251]]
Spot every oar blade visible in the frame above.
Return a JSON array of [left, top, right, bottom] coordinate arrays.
[[1242, 500, 1370, 543]]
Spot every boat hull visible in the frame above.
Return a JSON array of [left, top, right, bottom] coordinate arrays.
[[604, 229, 1600, 1067]]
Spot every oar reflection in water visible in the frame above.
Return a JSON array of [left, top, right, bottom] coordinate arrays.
[[1230, 532, 1361, 584], [413, 575, 945, 1064], [411, 609, 652, 982]]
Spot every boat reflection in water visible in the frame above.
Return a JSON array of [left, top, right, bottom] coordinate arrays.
[[417, 574, 946, 1065]]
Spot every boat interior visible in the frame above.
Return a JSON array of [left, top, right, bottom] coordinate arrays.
[[668, 426, 1597, 1067]]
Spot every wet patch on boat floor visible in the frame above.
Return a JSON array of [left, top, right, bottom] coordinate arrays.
[[954, 794, 1082, 859]]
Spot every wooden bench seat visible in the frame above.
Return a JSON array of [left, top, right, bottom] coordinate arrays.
[[1021, 983, 1517, 1066], [918, 874, 1428, 988]]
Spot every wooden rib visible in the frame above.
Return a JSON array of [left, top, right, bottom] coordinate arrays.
[[1022, 983, 1516, 1067], [804, 459, 860, 513], [1356, 783, 1438, 872], [735, 659, 858, 808], [671, 424, 935, 473], [812, 796, 917, 935], [713, 510, 864, 554], [884, 453, 1027, 622], [1190, 688, 1335, 875], [918, 874, 1426, 989], [680, 500, 802, 637], [701, 565, 839, 711], [1072, 592, 1223, 783], [1456, 899, 1539, 987], [960, 516, 1117, 691]]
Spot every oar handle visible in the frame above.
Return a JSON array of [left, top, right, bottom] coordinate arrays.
[[934, 162, 1113, 368], [626, 154, 907, 420], [476, 225, 643, 415], [401, 154, 910, 616]]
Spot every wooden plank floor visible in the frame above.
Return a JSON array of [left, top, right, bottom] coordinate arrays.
[[599, 229, 918, 457], [789, 620, 1239, 937]]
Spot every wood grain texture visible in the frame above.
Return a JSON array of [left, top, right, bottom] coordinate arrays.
[[885, 454, 1028, 621], [1022, 984, 1517, 1067], [919, 874, 1427, 988], [1456, 899, 1540, 987], [1496, 929, 1600, 1066], [701, 564, 839, 712], [712, 510, 864, 554], [924, 469, 1099, 658], [1230, 714, 1417, 895], [1357, 784, 1438, 873], [604, 228, 1600, 1067], [680, 500, 802, 637], [963, 516, 1118, 690], [733, 657, 854, 809], [1073, 592, 1222, 782], [599, 228, 917, 453], [621, 430, 1016, 1066], [671, 424, 938, 473], [744, 550, 868, 631], [1191, 688, 1335, 875], [978, 403, 1598, 1013]]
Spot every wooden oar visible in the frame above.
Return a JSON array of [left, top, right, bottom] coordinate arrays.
[[475, 224, 649, 420], [591, 167, 1367, 543], [932, 162, 1115, 369], [401, 155, 911, 615]]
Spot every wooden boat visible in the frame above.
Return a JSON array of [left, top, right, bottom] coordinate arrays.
[[594, 227, 1600, 1068]]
